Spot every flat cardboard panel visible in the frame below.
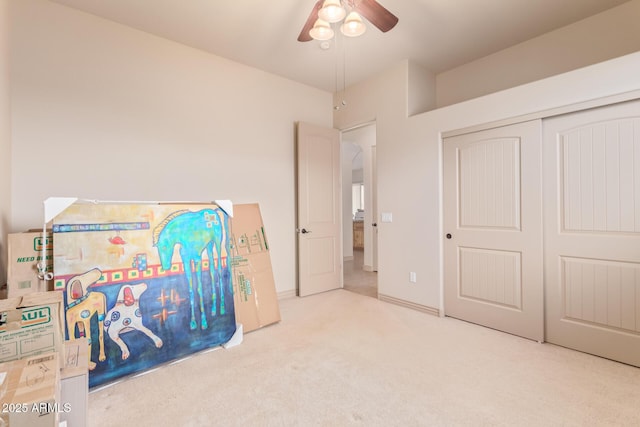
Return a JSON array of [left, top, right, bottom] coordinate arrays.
[[60, 339, 88, 427], [7, 232, 53, 298], [231, 204, 280, 332], [53, 202, 236, 388], [60, 375, 87, 427], [61, 338, 88, 379], [0, 352, 61, 427]]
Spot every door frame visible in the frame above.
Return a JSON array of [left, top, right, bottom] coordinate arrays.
[[340, 121, 378, 277]]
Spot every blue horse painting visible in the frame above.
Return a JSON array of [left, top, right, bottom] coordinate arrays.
[[153, 208, 231, 330]]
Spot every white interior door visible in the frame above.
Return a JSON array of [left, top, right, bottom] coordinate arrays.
[[296, 122, 342, 297], [444, 120, 544, 341], [544, 99, 640, 367]]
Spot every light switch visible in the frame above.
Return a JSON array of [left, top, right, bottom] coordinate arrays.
[[381, 212, 393, 223]]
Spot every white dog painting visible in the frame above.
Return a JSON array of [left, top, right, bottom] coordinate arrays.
[[104, 283, 163, 360]]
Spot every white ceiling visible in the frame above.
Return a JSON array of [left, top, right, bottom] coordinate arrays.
[[50, 0, 631, 93]]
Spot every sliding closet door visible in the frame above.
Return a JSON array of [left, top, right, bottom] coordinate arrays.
[[544, 99, 640, 367], [444, 120, 544, 341]]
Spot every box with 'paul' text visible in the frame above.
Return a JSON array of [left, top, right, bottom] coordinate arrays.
[[0, 292, 64, 366], [7, 232, 53, 298]]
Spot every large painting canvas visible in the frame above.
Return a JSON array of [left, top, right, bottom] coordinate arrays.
[[53, 203, 236, 388]]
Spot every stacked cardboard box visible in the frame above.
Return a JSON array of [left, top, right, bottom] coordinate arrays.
[[0, 292, 66, 426], [6, 231, 53, 298], [0, 292, 64, 364], [0, 352, 61, 427]]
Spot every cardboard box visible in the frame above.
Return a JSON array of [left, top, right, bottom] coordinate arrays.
[[231, 204, 281, 332], [0, 352, 61, 427], [0, 292, 64, 366], [7, 232, 53, 298]]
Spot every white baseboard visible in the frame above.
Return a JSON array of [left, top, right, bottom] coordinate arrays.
[[363, 265, 375, 272], [343, 255, 354, 261], [378, 293, 440, 317]]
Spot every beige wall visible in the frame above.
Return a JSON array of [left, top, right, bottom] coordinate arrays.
[[0, 0, 10, 286], [7, 0, 639, 301], [335, 52, 640, 312], [408, 61, 436, 116], [334, 1, 640, 312], [437, 0, 640, 107], [9, 0, 332, 295]]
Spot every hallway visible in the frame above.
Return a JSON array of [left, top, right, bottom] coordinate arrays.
[[343, 248, 377, 298]]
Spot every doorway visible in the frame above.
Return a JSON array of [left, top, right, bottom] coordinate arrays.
[[341, 123, 378, 298]]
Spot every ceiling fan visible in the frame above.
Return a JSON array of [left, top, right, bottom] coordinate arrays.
[[298, 0, 398, 42]]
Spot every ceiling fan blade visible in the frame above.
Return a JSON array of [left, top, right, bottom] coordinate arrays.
[[298, 0, 325, 42], [355, 0, 398, 33]]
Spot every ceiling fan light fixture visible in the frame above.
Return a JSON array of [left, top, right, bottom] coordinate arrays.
[[318, 0, 346, 23], [309, 19, 334, 41], [340, 11, 366, 37]]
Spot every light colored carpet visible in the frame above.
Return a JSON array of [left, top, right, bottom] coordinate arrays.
[[89, 289, 640, 426]]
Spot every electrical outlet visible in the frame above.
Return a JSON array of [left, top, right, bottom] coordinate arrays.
[[409, 272, 416, 283]]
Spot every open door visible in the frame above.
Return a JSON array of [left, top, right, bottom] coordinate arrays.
[[296, 122, 342, 297]]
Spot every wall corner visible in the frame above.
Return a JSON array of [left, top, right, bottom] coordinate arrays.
[[407, 60, 437, 116]]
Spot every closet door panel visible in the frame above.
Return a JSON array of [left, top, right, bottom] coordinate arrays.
[[444, 120, 543, 341], [544, 99, 640, 367]]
